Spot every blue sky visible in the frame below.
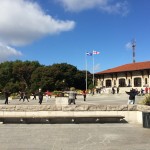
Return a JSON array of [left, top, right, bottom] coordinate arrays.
[[0, 0, 150, 73]]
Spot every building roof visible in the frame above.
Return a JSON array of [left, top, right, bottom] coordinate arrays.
[[96, 61, 150, 75]]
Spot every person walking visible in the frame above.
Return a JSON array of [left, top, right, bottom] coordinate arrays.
[[82, 90, 86, 101], [38, 89, 43, 105]]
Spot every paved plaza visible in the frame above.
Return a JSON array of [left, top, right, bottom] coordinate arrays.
[[0, 94, 149, 149], [0, 93, 145, 105], [0, 123, 150, 150]]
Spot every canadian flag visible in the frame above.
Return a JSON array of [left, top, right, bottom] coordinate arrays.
[[93, 50, 100, 55]]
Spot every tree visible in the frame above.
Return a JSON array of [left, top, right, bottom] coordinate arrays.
[[0, 61, 93, 92]]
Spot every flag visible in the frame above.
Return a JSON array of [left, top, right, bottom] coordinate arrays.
[[93, 50, 100, 55], [86, 52, 92, 56]]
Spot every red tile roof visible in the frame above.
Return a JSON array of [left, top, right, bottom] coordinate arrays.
[[96, 61, 150, 74]]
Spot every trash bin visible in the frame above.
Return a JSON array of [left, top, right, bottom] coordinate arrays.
[[142, 112, 150, 128]]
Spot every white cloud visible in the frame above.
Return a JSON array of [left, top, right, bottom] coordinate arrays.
[[0, 43, 22, 62], [0, 0, 75, 46], [125, 42, 132, 49], [57, 0, 129, 15]]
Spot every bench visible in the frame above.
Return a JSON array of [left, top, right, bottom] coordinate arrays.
[[0, 115, 125, 124]]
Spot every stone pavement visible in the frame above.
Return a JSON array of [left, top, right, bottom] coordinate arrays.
[[0, 123, 150, 150]]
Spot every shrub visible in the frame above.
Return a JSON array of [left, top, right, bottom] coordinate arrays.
[[139, 94, 150, 106]]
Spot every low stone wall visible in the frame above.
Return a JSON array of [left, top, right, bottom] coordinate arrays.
[[0, 104, 149, 111], [0, 105, 149, 124]]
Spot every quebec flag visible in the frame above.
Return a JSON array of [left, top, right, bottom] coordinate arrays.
[[86, 52, 92, 56]]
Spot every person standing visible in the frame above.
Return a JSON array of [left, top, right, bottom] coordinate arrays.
[[32, 92, 36, 100], [145, 87, 148, 94], [82, 90, 86, 101], [4, 90, 10, 104], [141, 88, 144, 96], [19, 91, 24, 101], [23, 92, 29, 102], [117, 86, 120, 94], [38, 89, 43, 105], [126, 88, 137, 104], [68, 88, 76, 105], [45, 90, 49, 102], [112, 87, 115, 94]]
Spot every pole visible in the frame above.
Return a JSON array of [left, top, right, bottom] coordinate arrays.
[[92, 51, 95, 86], [132, 40, 136, 63], [85, 53, 88, 91]]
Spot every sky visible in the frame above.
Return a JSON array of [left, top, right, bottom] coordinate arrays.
[[0, 0, 150, 73]]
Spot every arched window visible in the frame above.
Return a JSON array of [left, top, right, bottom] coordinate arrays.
[[119, 78, 126, 87], [134, 77, 141, 87], [106, 80, 111, 87]]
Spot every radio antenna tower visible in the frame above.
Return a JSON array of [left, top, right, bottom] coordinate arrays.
[[132, 39, 136, 63]]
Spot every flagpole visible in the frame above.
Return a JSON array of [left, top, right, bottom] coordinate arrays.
[[85, 53, 88, 91], [92, 50, 95, 86]]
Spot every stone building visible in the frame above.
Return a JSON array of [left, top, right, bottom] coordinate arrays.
[[95, 61, 150, 92]]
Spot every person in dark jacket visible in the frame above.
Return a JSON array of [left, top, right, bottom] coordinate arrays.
[[82, 90, 86, 101], [23, 92, 29, 102], [4, 90, 10, 104], [126, 88, 137, 104], [112, 87, 115, 94], [38, 89, 43, 104], [19, 91, 24, 101], [32, 92, 36, 100]]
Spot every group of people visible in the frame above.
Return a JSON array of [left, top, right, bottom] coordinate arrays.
[[19, 89, 51, 105], [112, 86, 120, 94], [3, 87, 145, 105], [2, 88, 87, 105], [2, 89, 52, 105]]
